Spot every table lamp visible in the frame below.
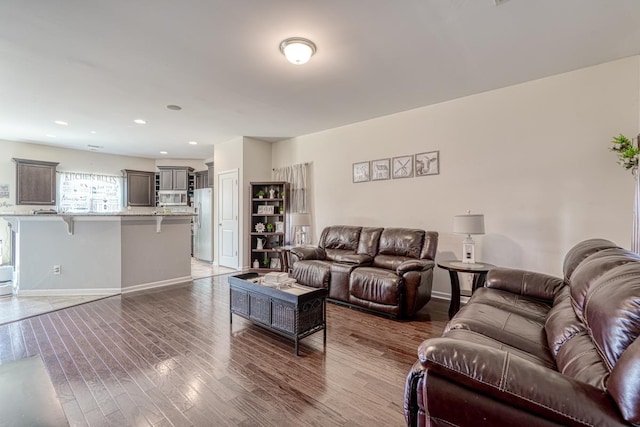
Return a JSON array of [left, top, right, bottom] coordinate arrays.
[[290, 212, 311, 246], [453, 212, 485, 266]]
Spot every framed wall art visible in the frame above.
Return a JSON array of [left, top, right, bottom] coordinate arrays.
[[371, 158, 390, 181], [275, 221, 284, 233], [392, 155, 414, 179], [257, 205, 275, 214], [415, 151, 439, 176], [353, 161, 370, 183]]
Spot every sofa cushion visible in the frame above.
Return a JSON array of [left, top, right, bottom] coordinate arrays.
[[445, 301, 551, 362], [377, 228, 424, 258], [555, 331, 609, 390], [319, 225, 361, 251], [349, 267, 402, 315], [291, 260, 331, 289], [609, 338, 640, 425], [470, 287, 550, 322], [372, 254, 414, 271], [562, 238, 619, 282], [325, 249, 371, 264], [583, 262, 640, 370], [357, 227, 383, 257], [443, 329, 556, 368], [544, 287, 585, 357], [569, 247, 640, 322]]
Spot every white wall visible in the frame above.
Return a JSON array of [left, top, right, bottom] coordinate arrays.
[[272, 56, 640, 296]]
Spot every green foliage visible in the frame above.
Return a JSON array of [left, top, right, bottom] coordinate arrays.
[[610, 133, 638, 170], [257, 189, 265, 197]]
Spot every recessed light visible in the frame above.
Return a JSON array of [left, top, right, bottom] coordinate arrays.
[[160, 151, 168, 155], [90, 130, 97, 134], [87, 144, 103, 151], [134, 119, 147, 124], [189, 141, 198, 145], [45, 134, 56, 138], [54, 120, 68, 126], [166, 105, 182, 111]]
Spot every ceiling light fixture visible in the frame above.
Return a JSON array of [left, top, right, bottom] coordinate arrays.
[[189, 141, 198, 145], [160, 151, 168, 155], [166, 105, 182, 111], [134, 119, 147, 124], [45, 134, 56, 138], [279, 37, 317, 65], [54, 120, 68, 126]]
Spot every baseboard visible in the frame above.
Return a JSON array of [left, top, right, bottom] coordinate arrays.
[[122, 276, 192, 294], [17, 288, 120, 297], [431, 290, 470, 304]]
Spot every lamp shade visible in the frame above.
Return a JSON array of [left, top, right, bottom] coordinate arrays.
[[453, 214, 485, 235], [290, 212, 311, 227]]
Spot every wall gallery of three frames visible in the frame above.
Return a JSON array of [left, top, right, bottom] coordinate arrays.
[[352, 150, 439, 183]]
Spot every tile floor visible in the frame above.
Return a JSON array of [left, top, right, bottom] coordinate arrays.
[[0, 259, 238, 325]]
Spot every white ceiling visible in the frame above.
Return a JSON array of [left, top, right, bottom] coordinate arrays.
[[2, 0, 640, 160]]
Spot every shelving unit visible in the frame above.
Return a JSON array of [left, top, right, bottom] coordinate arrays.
[[249, 181, 289, 272]]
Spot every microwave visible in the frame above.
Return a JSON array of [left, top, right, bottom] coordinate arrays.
[[158, 190, 188, 206]]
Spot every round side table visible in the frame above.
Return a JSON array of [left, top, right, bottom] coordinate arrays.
[[437, 260, 496, 319]]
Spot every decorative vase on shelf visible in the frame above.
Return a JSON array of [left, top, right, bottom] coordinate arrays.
[[253, 259, 259, 269], [269, 189, 275, 199]]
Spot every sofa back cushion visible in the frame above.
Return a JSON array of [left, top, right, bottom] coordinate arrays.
[[562, 238, 619, 282], [317, 226, 363, 263], [568, 247, 640, 322], [357, 227, 383, 257], [377, 228, 425, 258]]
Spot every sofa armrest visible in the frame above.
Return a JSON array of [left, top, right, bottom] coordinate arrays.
[[290, 246, 326, 261], [418, 338, 626, 426], [486, 267, 564, 302], [397, 259, 435, 276]]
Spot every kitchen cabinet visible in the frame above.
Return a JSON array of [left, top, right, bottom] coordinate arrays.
[[195, 170, 208, 189], [157, 166, 193, 191], [123, 169, 155, 207], [12, 158, 59, 205], [249, 181, 289, 272]]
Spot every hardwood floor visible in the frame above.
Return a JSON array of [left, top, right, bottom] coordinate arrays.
[[0, 274, 449, 426]]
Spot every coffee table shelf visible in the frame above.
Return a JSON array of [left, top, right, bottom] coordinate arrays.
[[229, 272, 327, 355]]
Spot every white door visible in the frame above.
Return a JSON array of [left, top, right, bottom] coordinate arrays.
[[218, 170, 239, 269]]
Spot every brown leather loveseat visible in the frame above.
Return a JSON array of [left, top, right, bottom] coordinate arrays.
[[290, 225, 438, 318], [404, 238, 640, 426]]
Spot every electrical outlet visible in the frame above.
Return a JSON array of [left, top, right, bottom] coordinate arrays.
[[53, 265, 61, 275]]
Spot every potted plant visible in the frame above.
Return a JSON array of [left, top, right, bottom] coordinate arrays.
[[279, 206, 284, 214], [610, 133, 639, 170], [266, 223, 274, 232], [262, 257, 270, 268], [257, 190, 265, 199]]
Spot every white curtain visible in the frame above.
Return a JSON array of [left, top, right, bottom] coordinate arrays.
[[272, 163, 309, 213]]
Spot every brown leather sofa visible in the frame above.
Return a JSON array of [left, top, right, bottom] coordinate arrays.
[[404, 238, 640, 426], [290, 225, 438, 318]]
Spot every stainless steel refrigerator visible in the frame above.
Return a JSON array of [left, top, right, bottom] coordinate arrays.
[[193, 188, 214, 262]]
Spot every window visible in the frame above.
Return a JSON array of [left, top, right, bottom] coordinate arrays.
[[58, 172, 122, 213]]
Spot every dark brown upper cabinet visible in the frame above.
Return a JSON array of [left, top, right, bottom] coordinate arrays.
[[13, 158, 59, 205]]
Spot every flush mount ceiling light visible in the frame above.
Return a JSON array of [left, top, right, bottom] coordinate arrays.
[[133, 119, 147, 124], [54, 120, 68, 126], [279, 37, 316, 65], [188, 141, 198, 145]]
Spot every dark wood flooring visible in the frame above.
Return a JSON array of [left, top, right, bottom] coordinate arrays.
[[0, 274, 449, 426]]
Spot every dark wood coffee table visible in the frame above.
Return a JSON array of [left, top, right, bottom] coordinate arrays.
[[229, 272, 328, 355]]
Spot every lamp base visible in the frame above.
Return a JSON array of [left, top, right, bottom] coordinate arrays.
[[462, 235, 475, 264]]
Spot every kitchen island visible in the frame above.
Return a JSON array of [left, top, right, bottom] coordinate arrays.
[[0, 212, 194, 296]]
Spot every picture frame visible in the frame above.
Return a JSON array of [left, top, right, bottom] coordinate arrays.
[[270, 257, 281, 270], [353, 161, 370, 183], [371, 158, 390, 181], [257, 205, 274, 214], [392, 155, 414, 179], [415, 151, 440, 176], [275, 221, 284, 233]]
